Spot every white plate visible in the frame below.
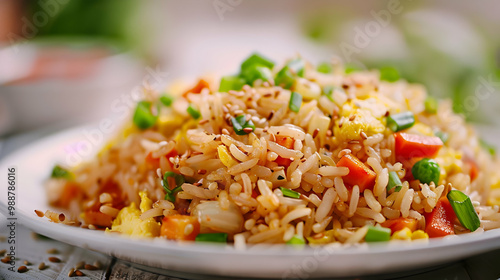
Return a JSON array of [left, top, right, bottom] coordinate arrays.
[[2, 125, 500, 279]]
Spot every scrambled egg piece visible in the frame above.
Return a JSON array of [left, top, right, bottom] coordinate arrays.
[[334, 101, 385, 142], [435, 147, 463, 181], [218, 145, 238, 167], [108, 191, 160, 238]]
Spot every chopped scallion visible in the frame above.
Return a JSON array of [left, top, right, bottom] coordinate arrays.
[[317, 62, 332, 74], [162, 171, 185, 202], [424, 97, 438, 114], [231, 115, 255, 135], [287, 58, 305, 77], [280, 187, 300, 199], [365, 226, 391, 242], [219, 76, 246, 92], [379, 66, 400, 82], [187, 104, 201, 120], [195, 233, 228, 243], [241, 65, 273, 85], [286, 235, 306, 246], [434, 130, 449, 144], [133, 101, 158, 130], [322, 85, 335, 102], [51, 165, 72, 179], [386, 112, 415, 132], [480, 139, 496, 156], [289, 91, 302, 113], [447, 190, 480, 232], [160, 94, 174, 107], [387, 171, 402, 192], [274, 66, 295, 89], [240, 53, 275, 72]]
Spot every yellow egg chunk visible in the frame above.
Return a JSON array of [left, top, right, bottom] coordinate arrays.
[[139, 191, 153, 213], [109, 202, 160, 238], [218, 145, 238, 167]]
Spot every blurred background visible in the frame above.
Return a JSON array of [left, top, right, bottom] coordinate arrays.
[[1, 0, 499, 137]]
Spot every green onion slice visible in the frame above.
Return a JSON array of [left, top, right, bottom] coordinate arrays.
[[387, 171, 402, 192], [434, 130, 449, 144], [480, 139, 496, 156], [275, 66, 295, 89], [240, 53, 275, 72], [379, 66, 400, 82], [187, 104, 201, 120], [317, 62, 332, 74], [280, 187, 301, 199], [287, 58, 305, 77], [195, 233, 228, 243], [411, 158, 440, 186], [219, 76, 246, 92], [365, 226, 391, 242], [160, 94, 174, 107], [231, 115, 255, 135], [447, 190, 480, 232], [386, 112, 415, 132], [51, 165, 73, 179], [241, 65, 273, 85], [322, 85, 335, 102], [133, 101, 158, 130], [424, 97, 438, 114], [289, 91, 302, 113], [162, 171, 185, 202], [286, 235, 306, 246]]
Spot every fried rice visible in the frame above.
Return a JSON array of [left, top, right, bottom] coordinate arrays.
[[43, 53, 500, 246]]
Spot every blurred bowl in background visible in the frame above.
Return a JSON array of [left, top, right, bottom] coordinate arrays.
[[0, 41, 145, 136]]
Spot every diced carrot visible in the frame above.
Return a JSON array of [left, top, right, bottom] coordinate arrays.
[[83, 211, 113, 227], [182, 79, 210, 97], [251, 188, 259, 199], [161, 215, 200, 241], [336, 154, 376, 192], [274, 136, 294, 167], [381, 217, 418, 234], [53, 182, 83, 208], [145, 151, 160, 169], [464, 158, 479, 181], [424, 196, 456, 238], [394, 132, 443, 159]]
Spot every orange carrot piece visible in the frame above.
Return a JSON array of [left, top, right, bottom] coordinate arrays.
[[274, 136, 294, 167], [336, 154, 376, 192], [394, 132, 443, 159], [182, 79, 210, 97], [161, 215, 200, 241], [381, 217, 418, 234], [424, 196, 456, 238]]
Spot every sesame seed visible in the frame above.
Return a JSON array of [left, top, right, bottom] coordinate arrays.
[[360, 132, 367, 139], [17, 266, 28, 273], [68, 268, 75, 277], [58, 214, 66, 222], [243, 127, 254, 133], [47, 248, 59, 254], [199, 119, 209, 125], [48, 257, 61, 263], [84, 264, 98, 270], [35, 210, 44, 217], [267, 111, 274, 120], [1, 257, 10, 263], [349, 115, 356, 121], [23, 260, 30, 265], [222, 128, 230, 135], [38, 262, 46, 270], [312, 128, 320, 139], [326, 130, 333, 137], [0, 249, 6, 256], [263, 93, 272, 98], [88, 224, 96, 230]]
